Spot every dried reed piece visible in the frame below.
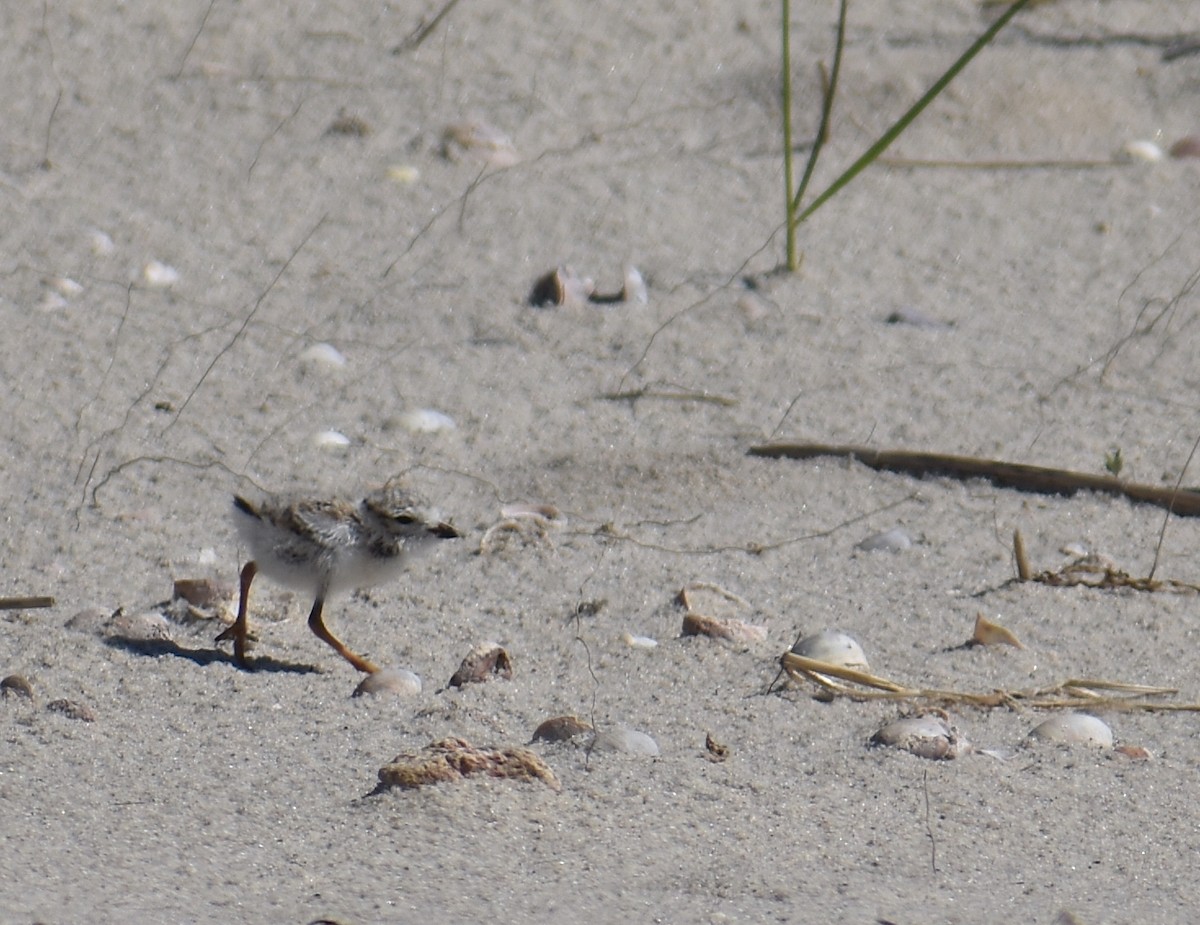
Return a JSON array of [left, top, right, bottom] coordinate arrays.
[[748, 442, 1200, 518], [779, 652, 1200, 713]]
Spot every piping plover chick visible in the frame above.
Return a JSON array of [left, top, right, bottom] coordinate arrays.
[[218, 484, 459, 673]]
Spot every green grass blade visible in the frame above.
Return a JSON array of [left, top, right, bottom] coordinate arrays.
[[790, 0, 1033, 231]]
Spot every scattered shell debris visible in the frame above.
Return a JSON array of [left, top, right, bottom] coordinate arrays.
[[681, 611, 767, 643], [591, 726, 660, 757], [440, 121, 519, 167], [314, 430, 352, 449], [353, 667, 422, 698], [299, 343, 347, 368], [528, 265, 647, 307], [856, 525, 918, 552], [531, 715, 593, 744], [142, 260, 180, 287], [397, 408, 456, 434], [479, 503, 565, 553], [376, 737, 559, 792], [1169, 135, 1200, 159], [1026, 713, 1113, 750], [871, 712, 971, 760], [969, 613, 1024, 649], [1, 675, 34, 700], [448, 643, 513, 688], [47, 699, 96, 722], [677, 582, 766, 644]]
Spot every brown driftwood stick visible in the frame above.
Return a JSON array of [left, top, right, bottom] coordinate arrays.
[[748, 442, 1200, 518]]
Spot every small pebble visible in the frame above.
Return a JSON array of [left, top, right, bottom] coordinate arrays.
[[386, 164, 421, 185], [1169, 135, 1200, 159], [352, 668, 422, 698], [591, 726, 659, 757]]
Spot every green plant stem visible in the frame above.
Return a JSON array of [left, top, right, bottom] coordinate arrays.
[[791, 0, 848, 216], [781, 0, 797, 271], [789, 0, 1033, 232]]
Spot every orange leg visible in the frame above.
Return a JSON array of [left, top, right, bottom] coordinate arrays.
[[307, 595, 380, 674], [216, 560, 257, 667]]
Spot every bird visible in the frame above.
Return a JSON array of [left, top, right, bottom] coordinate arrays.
[[217, 484, 459, 673]]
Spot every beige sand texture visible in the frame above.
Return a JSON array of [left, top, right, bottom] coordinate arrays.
[[3, 0, 1200, 921]]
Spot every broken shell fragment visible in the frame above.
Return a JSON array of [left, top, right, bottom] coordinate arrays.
[[871, 713, 970, 760], [448, 643, 514, 687], [1, 675, 34, 700], [681, 611, 767, 643], [529, 266, 594, 307], [47, 699, 96, 722], [970, 613, 1024, 649], [531, 715, 593, 743], [857, 526, 917, 552], [142, 260, 180, 287], [1121, 139, 1164, 163], [440, 121, 519, 167], [790, 629, 869, 672], [299, 343, 347, 368], [377, 737, 559, 791], [398, 408, 457, 433], [353, 668, 423, 698], [172, 577, 229, 610], [1026, 713, 1113, 749]]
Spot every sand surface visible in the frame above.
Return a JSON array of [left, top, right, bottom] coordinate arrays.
[[3, 1, 1200, 922]]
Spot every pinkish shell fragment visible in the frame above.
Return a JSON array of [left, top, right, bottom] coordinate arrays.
[[681, 611, 767, 643], [1168, 135, 1200, 159], [591, 726, 659, 756], [871, 714, 970, 760]]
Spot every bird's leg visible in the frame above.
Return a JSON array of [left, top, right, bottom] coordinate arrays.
[[216, 560, 258, 668], [307, 594, 380, 674]]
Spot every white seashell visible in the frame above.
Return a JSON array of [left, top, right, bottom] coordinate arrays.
[[1026, 713, 1113, 749], [352, 668, 422, 698], [441, 121, 519, 166], [88, 228, 115, 256], [790, 629, 869, 671], [314, 429, 351, 448], [142, 260, 180, 287], [623, 265, 648, 304], [871, 714, 971, 760], [621, 632, 658, 649], [1121, 140, 1164, 163], [299, 343, 347, 368], [591, 726, 659, 757], [386, 164, 420, 184], [38, 291, 69, 312], [398, 408, 457, 433], [857, 526, 917, 552], [47, 277, 84, 298]]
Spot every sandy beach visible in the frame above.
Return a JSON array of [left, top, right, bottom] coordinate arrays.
[[3, 1, 1200, 921]]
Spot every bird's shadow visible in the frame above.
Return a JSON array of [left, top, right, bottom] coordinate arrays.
[[105, 635, 322, 674]]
